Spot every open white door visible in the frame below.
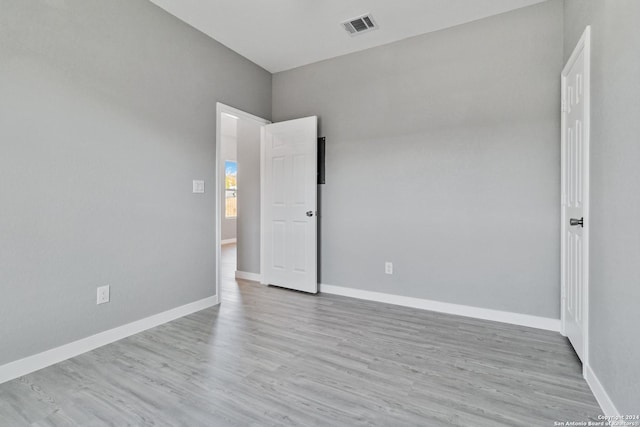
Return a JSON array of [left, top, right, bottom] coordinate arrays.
[[561, 27, 590, 364], [261, 116, 318, 293]]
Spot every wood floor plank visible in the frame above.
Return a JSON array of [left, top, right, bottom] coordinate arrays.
[[0, 245, 601, 425]]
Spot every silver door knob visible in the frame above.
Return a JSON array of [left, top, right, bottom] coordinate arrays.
[[306, 211, 314, 217], [570, 217, 584, 227]]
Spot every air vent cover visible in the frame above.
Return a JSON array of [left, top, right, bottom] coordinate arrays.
[[342, 14, 377, 36]]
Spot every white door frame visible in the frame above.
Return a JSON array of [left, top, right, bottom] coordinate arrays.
[[215, 103, 270, 301], [560, 26, 591, 369]]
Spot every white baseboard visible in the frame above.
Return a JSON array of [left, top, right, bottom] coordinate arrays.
[[584, 364, 620, 417], [235, 270, 261, 282], [0, 295, 219, 385], [221, 238, 236, 245], [320, 284, 560, 332]]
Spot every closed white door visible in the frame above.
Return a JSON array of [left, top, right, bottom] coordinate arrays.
[[561, 27, 590, 363], [261, 116, 318, 293]]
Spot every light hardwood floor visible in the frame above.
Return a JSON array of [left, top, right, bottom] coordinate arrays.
[[0, 244, 601, 426]]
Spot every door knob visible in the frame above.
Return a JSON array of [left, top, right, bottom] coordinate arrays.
[[570, 217, 584, 227], [306, 211, 314, 217]]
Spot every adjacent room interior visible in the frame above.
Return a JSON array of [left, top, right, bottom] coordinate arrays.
[[1, 0, 638, 424]]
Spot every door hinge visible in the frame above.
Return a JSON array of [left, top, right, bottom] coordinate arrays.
[[561, 98, 567, 113]]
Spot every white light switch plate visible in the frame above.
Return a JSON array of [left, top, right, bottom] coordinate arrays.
[[192, 180, 205, 193], [97, 285, 110, 305]]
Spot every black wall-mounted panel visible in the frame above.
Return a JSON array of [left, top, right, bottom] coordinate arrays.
[[318, 137, 326, 184]]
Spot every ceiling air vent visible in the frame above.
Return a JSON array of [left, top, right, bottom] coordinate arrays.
[[342, 14, 377, 36]]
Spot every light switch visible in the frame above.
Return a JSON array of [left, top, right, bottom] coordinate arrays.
[[192, 180, 205, 193], [97, 285, 110, 305]]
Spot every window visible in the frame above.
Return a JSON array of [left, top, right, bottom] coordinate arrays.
[[225, 160, 237, 218]]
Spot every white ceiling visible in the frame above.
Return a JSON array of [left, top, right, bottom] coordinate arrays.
[[149, 0, 547, 73]]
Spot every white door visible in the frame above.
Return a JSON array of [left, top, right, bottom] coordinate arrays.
[[261, 116, 318, 293], [561, 27, 590, 363]]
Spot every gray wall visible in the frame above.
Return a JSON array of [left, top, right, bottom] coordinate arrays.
[[236, 119, 262, 274], [0, 0, 271, 366], [273, 0, 564, 318], [564, 0, 640, 413]]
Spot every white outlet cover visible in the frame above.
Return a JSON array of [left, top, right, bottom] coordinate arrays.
[[97, 285, 110, 305], [192, 180, 205, 193], [385, 262, 393, 275]]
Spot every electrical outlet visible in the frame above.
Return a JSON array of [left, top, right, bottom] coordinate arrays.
[[385, 262, 393, 275], [97, 285, 110, 305]]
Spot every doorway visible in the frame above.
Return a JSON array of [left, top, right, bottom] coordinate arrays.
[[215, 104, 319, 299], [215, 103, 270, 300], [219, 112, 238, 285]]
